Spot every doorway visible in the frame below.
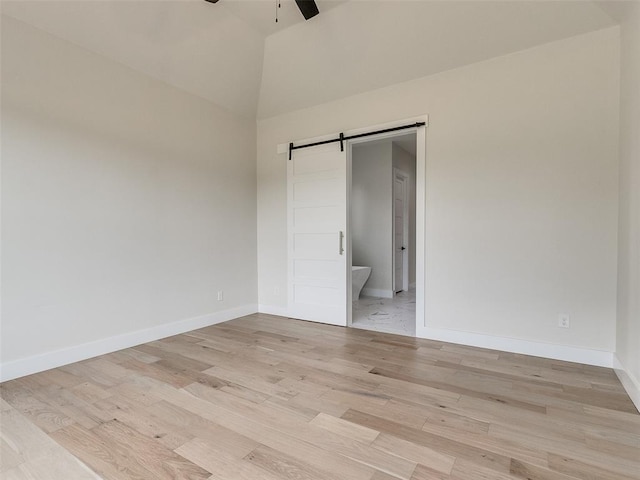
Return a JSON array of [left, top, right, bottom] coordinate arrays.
[[285, 116, 427, 335], [349, 133, 417, 336], [393, 168, 410, 294]]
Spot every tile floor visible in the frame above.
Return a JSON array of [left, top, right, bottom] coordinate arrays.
[[351, 287, 416, 336]]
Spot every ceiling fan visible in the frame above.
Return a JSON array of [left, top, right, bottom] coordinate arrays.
[[204, 0, 319, 21]]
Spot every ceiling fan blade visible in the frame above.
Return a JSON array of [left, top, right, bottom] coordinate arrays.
[[204, 0, 219, 3], [295, 0, 319, 20]]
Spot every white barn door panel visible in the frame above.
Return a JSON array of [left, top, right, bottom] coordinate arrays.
[[288, 143, 347, 326]]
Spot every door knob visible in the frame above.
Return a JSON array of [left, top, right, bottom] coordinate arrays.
[[401, 246, 406, 250]]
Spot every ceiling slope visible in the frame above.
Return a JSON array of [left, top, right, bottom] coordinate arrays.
[[1, 1, 617, 119], [1, 0, 265, 118], [222, 0, 347, 36], [258, 0, 615, 118]]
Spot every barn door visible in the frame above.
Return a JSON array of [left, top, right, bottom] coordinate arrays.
[[287, 142, 347, 326]]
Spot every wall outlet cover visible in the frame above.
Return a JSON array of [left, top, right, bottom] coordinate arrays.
[[558, 314, 570, 328]]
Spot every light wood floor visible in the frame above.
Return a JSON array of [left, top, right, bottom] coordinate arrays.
[[1, 314, 639, 480]]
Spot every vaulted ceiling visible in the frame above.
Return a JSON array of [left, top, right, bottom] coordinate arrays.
[[1, 1, 619, 119]]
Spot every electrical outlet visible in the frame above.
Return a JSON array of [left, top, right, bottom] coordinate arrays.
[[274, 286, 280, 296], [217, 290, 224, 302], [558, 314, 570, 328]]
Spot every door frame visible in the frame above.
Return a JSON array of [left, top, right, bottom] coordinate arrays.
[[392, 168, 410, 294], [345, 115, 427, 330]]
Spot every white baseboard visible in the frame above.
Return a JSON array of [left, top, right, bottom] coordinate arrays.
[[254, 308, 614, 368], [361, 288, 394, 299], [416, 325, 614, 368], [0, 304, 258, 382], [613, 355, 640, 413], [258, 304, 291, 317]]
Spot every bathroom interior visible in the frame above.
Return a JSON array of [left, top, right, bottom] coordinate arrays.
[[350, 134, 417, 336]]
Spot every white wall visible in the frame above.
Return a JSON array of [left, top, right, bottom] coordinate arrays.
[[351, 141, 393, 296], [257, 28, 620, 359], [0, 16, 258, 378], [392, 142, 417, 286], [614, 3, 640, 408]]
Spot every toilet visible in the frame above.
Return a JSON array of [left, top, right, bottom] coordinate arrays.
[[352, 266, 372, 300]]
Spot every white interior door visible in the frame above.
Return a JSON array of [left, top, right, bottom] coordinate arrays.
[[288, 142, 347, 326], [393, 169, 409, 293]]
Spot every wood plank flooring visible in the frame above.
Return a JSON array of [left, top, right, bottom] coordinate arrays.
[[1, 313, 639, 480]]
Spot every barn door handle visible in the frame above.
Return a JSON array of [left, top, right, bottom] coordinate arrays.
[[339, 231, 344, 255]]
